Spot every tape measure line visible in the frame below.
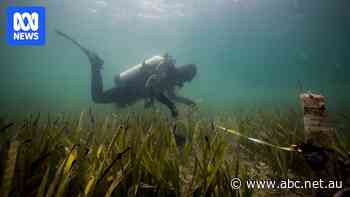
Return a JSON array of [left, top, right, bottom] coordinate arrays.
[[215, 125, 300, 152]]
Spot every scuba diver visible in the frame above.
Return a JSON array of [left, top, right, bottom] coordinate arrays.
[[56, 30, 197, 117]]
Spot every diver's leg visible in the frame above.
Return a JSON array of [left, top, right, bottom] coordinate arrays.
[[91, 69, 107, 103], [88, 51, 121, 103], [154, 92, 178, 117]]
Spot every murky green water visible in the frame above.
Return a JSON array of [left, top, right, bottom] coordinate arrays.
[[1, 0, 349, 117]]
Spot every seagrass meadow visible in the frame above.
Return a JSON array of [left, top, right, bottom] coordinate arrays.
[[1, 109, 349, 197]]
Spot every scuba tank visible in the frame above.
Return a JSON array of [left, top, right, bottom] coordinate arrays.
[[114, 54, 175, 86]]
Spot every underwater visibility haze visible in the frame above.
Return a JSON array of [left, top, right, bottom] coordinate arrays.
[[1, 0, 350, 116], [1, 1, 350, 197]]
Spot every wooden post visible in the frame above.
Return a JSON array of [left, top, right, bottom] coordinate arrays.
[[300, 92, 334, 147], [300, 92, 350, 197]]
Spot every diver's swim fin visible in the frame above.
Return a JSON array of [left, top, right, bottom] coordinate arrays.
[[55, 29, 89, 54], [55, 29, 104, 68]]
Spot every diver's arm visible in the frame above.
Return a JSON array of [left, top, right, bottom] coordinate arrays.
[[168, 90, 196, 106], [172, 95, 196, 106], [154, 92, 178, 117]]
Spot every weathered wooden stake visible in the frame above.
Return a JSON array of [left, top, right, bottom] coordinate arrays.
[[300, 92, 334, 146]]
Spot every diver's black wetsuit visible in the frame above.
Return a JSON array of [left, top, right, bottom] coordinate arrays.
[[56, 30, 196, 117], [91, 63, 196, 117]]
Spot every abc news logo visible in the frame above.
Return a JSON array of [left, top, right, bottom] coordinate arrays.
[[7, 7, 45, 45], [13, 12, 39, 40]]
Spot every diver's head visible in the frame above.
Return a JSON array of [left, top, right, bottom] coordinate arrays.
[[175, 64, 197, 85]]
